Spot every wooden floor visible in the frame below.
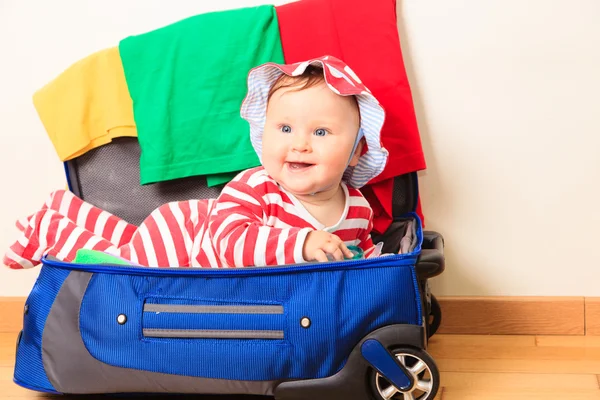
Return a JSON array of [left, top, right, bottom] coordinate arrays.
[[2, 332, 600, 399]]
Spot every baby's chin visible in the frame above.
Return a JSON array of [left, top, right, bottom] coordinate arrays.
[[277, 182, 316, 196], [265, 166, 341, 196], [277, 180, 341, 199]]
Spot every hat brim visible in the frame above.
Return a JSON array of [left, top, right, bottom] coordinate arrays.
[[241, 57, 388, 188]]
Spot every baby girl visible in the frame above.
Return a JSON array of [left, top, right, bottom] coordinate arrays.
[[3, 56, 388, 269]]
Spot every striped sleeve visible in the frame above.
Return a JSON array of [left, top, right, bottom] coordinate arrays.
[[207, 176, 311, 267], [358, 211, 376, 258], [345, 188, 376, 258]]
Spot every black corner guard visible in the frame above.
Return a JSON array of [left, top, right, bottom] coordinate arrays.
[[274, 324, 424, 400], [415, 231, 445, 280]]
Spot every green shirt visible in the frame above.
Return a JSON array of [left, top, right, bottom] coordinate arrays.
[[119, 5, 284, 186]]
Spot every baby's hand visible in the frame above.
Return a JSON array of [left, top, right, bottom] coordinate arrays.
[[303, 231, 354, 262]]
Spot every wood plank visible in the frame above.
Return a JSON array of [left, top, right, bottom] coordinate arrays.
[[536, 335, 600, 348], [440, 371, 599, 390], [431, 333, 600, 374], [0, 297, 25, 333], [436, 358, 600, 374], [437, 296, 585, 335], [430, 342, 600, 361], [429, 334, 536, 348], [586, 298, 600, 336], [1, 366, 44, 397], [429, 334, 600, 367], [0, 333, 18, 367], [440, 388, 600, 400]]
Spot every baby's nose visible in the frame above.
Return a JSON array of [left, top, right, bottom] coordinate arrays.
[[291, 135, 312, 152]]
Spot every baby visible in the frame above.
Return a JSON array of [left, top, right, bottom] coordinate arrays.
[[3, 56, 388, 269]]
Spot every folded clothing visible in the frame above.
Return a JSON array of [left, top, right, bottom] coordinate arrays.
[[276, 0, 427, 232], [33, 47, 137, 161], [74, 249, 132, 266], [119, 5, 284, 187]]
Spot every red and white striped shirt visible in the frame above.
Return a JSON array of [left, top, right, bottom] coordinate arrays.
[[191, 167, 374, 267], [4, 167, 374, 269]]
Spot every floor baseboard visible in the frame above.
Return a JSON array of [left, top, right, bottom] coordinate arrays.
[[2, 296, 599, 335], [584, 297, 600, 335], [437, 296, 594, 335]]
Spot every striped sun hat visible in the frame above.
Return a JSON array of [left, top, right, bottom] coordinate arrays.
[[240, 55, 388, 189]]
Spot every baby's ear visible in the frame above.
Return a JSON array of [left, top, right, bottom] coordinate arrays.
[[348, 138, 367, 167]]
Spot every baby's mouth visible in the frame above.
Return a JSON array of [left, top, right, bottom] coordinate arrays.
[[286, 162, 314, 171]]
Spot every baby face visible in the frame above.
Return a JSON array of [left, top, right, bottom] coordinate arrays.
[[262, 81, 361, 197]]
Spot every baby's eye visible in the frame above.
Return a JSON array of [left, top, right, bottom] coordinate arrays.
[[280, 125, 292, 133], [314, 128, 328, 137]]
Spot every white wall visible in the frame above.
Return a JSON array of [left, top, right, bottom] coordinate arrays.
[[0, 1, 598, 297], [399, 0, 600, 295]]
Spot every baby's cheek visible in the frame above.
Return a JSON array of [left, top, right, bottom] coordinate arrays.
[[261, 149, 284, 174], [321, 145, 352, 167], [263, 147, 284, 163]]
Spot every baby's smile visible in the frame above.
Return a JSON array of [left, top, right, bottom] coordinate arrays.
[[286, 161, 315, 171]]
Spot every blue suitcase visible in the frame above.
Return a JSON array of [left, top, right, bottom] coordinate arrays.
[[13, 138, 445, 400]]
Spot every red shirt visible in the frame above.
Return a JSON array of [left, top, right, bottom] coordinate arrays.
[[276, 0, 426, 232]]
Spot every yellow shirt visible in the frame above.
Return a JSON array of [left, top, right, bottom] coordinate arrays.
[[33, 47, 137, 160]]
